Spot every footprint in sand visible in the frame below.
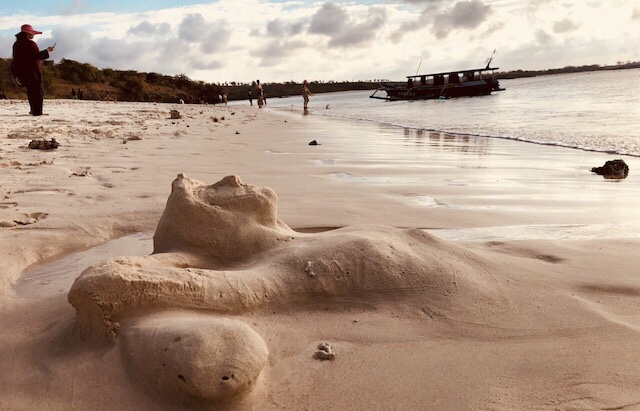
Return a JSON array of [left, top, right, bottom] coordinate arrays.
[[69, 174, 504, 403], [1, 212, 48, 228]]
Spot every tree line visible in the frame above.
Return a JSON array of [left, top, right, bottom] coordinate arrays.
[[0, 58, 378, 103], [1, 57, 638, 102]]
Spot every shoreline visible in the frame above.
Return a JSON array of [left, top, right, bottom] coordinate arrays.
[[2, 99, 640, 410]]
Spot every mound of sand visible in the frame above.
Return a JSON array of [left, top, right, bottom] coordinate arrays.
[[68, 174, 504, 401], [122, 313, 269, 400]]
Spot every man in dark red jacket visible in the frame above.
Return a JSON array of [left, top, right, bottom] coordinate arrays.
[[12, 24, 55, 116]]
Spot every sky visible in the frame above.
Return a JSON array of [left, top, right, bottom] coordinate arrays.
[[1, 0, 638, 84]]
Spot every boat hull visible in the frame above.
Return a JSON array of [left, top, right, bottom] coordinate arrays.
[[375, 79, 497, 101]]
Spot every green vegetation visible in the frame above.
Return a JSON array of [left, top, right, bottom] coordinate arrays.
[[1, 57, 639, 102], [0, 58, 377, 103]]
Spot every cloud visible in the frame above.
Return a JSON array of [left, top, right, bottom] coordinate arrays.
[[266, 18, 305, 37], [251, 39, 307, 67], [61, 0, 87, 16], [200, 24, 231, 53], [178, 13, 231, 54], [91, 37, 149, 66], [128, 21, 170, 36], [391, 0, 492, 41], [191, 60, 223, 70], [632, 7, 640, 20], [431, 0, 493, 39], [535, 29, 551, 45], [48, 27, 91, 60], [179, 14, 205, 43], [308, 3, 387, 48], [309, 3, 349, 36], [553, 18, 579, 33]]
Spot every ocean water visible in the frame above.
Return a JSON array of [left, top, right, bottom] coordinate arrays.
[[265, 68, 640, 156]]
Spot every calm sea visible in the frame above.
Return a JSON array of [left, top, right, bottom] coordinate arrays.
[[265, 68, 640, 157]]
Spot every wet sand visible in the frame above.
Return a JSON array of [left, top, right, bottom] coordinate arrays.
[[1, 99, 640, 410]]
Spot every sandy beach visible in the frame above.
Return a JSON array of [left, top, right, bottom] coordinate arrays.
[[1, 98, 640, 410]]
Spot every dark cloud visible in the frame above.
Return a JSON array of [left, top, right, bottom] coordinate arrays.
[[391, 0, 492, 41], [128, 21, 170, 36], [179, 14, 205, 43], [552, 18, 579, 33], [178, 14, 231, 54], [328, 7, 387, 47], [309, 3, 349, 36], [431, 0, 493, 39], [266, 18, 305, 37], [200, 24, 231, 54], [91, 37, 148, 65], [161, 38, 191, 63], [535, 29, 551, 45], [308, 3, 387, 48], [266, 19, 285, 36], [250, 39, 307, 67]]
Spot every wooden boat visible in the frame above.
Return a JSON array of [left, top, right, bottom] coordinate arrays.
[[370, 66, 504, 101]]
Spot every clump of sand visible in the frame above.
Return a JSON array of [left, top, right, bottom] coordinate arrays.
[[122, 313, 268, 400], [68, 174, 503, 402]]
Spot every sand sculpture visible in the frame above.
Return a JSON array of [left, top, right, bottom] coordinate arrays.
[[68, 174, 502, 402]]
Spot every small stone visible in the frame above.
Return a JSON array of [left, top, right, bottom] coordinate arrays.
[[304, 261, 315, 277], [28, 138, 59, 150], [313, 341, 336, 361], [308, 140, 319, 146]]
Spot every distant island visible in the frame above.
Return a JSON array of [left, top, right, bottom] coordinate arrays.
[[1, 58, 638, 103]]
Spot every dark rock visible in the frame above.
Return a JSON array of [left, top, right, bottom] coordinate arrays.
[[308, 140, 319, 146], [169, 110, 182, 119], [591, 159, 629, 179], [28, 138, 59, 150]]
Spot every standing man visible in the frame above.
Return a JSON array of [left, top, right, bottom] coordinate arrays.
[[12, 24, 55, 116], [255, 80, 264, 108], [302, 80, 312, 109]]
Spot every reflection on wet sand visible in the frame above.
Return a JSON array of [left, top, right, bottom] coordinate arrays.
[[400, 128, 491, 155]]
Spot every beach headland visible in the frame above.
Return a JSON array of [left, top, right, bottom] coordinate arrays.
[[1, 99, 640, 410]]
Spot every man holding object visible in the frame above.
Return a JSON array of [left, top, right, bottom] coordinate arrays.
[[12, 24, 55, 116]]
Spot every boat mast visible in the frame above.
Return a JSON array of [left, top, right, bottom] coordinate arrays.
[[415, 58, 423, 76], [485, 49, 497, 69]]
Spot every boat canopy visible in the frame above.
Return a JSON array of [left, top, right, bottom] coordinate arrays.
[[406, 67, 499, 79]]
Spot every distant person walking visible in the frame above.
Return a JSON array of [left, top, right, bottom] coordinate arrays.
[[248, 89, 253, 106], [12, 24, 55, 116], [302, 80, 312, 109], [256, 80, 264, 108]]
